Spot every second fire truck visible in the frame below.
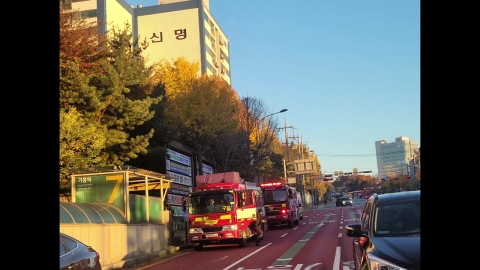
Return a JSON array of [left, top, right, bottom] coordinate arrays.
[[259, 181, 301, 228]]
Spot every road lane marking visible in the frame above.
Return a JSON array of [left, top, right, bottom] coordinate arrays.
[[280, 233, 288, 237], [338, 233, 342, 237], [333, 246, 341, 270], [272, 221, 327, 266], [305, 263, 321, 269], [343, 261, 355, 270], [340, 226, 343, 229], [222, 243, 272, 270]]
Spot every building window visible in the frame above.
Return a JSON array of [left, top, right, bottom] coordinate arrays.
[[80, 9, 97, 19]]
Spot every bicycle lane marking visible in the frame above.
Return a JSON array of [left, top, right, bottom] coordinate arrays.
[[223, 211, 332, 270], [271, 214, 332, 266]]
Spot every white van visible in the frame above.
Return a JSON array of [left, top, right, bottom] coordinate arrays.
[[296, 193, 304, 219]]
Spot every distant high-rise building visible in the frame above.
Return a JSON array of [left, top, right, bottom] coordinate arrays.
[[375, 136, 419, 179], [67, 0, 231, 84]]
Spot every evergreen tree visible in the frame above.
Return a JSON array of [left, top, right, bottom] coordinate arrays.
[[60, 7, 164, 180]]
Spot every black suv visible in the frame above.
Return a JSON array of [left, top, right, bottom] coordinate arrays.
[[345, 191, 420, 270]]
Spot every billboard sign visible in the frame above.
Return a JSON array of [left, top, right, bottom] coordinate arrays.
[[71, 172, 127, 212]]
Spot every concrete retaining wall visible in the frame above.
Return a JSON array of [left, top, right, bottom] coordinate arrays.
[[60, 223, 178, 269]]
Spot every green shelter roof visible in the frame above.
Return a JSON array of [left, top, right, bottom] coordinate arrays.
[[60, 202, 127, 224]]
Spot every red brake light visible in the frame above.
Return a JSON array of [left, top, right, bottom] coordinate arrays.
[[281, 209, 287, 214]]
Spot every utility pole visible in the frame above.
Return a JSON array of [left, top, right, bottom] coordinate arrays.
[[277, 121, 294, 183], [288, 128, 304, 205], [286, 126, 301, 185], [284, 118, 289, 165]]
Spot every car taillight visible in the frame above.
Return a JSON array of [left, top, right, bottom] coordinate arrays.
[[281, 209, 288, 214]]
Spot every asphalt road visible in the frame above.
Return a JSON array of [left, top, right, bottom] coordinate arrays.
[[138, 198, 367, 270]]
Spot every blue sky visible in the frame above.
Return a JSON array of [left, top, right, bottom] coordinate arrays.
[[126, 0, 420, 176]]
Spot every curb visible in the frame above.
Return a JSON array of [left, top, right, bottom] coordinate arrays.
[[104, 244, 194, 270]]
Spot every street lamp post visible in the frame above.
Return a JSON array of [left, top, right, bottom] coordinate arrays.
[[256, 109, 287, 184], [246, 106, 252, 182]]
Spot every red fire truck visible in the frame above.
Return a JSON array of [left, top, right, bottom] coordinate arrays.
[[185, 172, 266, 250], [260, 182, 300, 228]]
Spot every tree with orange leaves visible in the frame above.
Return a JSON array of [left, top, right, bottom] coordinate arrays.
[[165, 73, 242, 175], [59, 7, 108, 76]]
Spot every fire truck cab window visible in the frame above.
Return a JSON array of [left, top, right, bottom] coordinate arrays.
[[189, 193, 234, 214], [207, 198, 221, 212], [263, 189, 288, 203]]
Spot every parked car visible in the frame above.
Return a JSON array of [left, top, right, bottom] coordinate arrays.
[[345, 191, 420, 270], [60, 232, 102, 270], [336, 197, 352, 207]]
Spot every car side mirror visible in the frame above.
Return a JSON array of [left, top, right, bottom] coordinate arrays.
[[345, 224, 368, 237]]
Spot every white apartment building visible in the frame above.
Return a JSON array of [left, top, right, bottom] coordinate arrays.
[[375, 136, 419, 179], [63, 0, 231, 84]]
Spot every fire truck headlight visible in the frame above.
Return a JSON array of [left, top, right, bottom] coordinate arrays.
[[189, 228, 203, 234], [222, 225, 237, 231]]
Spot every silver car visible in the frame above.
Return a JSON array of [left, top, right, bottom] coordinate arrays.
[[340, 197, 353, 206]]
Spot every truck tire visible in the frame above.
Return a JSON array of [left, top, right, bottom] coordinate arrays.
[[288, 219, 294, 228], [193, 243, 204, 251]]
